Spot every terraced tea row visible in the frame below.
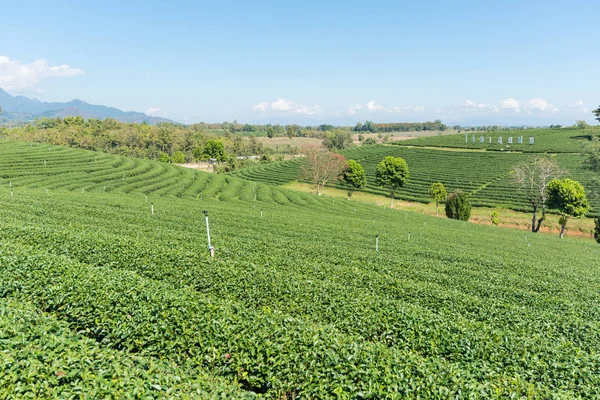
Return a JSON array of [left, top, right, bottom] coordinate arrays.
[[231, 144, 598, 213], [2, 140, 600, 397], [400, 127, 597, 153]]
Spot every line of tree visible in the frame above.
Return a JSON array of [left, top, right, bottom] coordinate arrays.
[[354, 120, 447, 133]]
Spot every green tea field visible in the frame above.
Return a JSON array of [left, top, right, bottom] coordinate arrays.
[[230, 144, 598, 214], [1, 140, 600, 398]]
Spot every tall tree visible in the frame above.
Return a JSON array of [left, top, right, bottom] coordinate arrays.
[[546, 178, 589, 238], [512, 157, 562, 232], [593, 105, 600, 122], [428, 182, 447, 216], [375, 156, 409, 208], [301, 145, 347, 195], [342, 160, 366, 199]]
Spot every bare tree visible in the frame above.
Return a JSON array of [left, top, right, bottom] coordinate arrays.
[[512, 157, 562, 232], [301, 145, 347, 195]]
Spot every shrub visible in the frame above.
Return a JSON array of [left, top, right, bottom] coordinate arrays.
[[490, 211, 499, 226], [158, 152, 170, 163], [594, 218, 600, 244], [445, 191, 471, 221], [171, 151, 185, 164]]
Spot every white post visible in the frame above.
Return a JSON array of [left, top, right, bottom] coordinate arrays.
[[408, 232, 411, 241], [203, 210, 214, 257], [145, 194, 148, 202], [375, 235, 379, 252], [46, 189, 48, 193], [151, 204, 154, 215], [10, 189, 13, 196], [82, 187, 84, 193]]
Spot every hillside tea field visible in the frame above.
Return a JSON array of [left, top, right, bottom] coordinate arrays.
[[1, 141, 600, 398], [230, 144, 598, 214], [399, 127, 598, 153]]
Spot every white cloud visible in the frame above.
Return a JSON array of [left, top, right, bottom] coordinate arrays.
[[0, 55, 84, 91], [347, 104, 362, 115], [527, 98, 549, 111], [498, 98, 520, 112], [270, 98, 293, 111], [569, 99, 589, 114], [252, 98, 320, 115], [145, 107, 161, 115], [365, 100, 383, 112], [252, 101, 270, 112]]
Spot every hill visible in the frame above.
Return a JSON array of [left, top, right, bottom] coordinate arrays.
[[229, 144, 599, 214], [1, 140, 600, 397], [0, 87, 172, 124]]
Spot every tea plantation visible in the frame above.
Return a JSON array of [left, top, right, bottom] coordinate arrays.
[[230, 144, 598, 213], [2, 140, 600, 398]]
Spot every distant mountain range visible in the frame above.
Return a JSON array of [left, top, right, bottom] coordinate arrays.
[[0, 88, 172, 125]]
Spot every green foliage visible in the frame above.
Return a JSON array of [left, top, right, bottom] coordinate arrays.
[[323, 130, 353, 150], [354, 120, 447, 133], [594, 106, 600, 122], [266, 127, 275, 139], [230, 145, 599, 215], [203, 139, 226, 161], [428, 182, 447, 205], [547, 179, 589, 219], [375, 156, 409, 194], [342, 160, 366, 197], [158, 152, 170, 162], [490, 210, 499, 226], [171, 151, 185, 164], [594, 218, 600, 243], [429, 182, 448, 216], [4, 141, 600, 397], [445, 191, 471, 221], [363, 137, 377, 145], [583, 137, 600, 172], [404, 126, 600, 153], [0, 298, 245, 398]]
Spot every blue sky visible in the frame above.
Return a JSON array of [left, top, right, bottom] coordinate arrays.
[[0, 0, 598, 125]]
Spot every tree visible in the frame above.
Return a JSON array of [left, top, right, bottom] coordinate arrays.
[[490, 211, 499, 226], [546, 178, 589, 238], [593, 106, 600, 122], [445, 191, 471, 221], [428, 182, 447, 216], [301, 145, 347, 195], [583, 137, 600, 172], [323, 130, 353, 150], [363, 137, 377, 145], [286, 125, 295, 139], [342, 160, 366, 199], [266, 127, 275, 139], [512, 157, 562, 233], [171, 151, 185, 164], [375, 156, 409, 208], [203, 139, 226, 161], [594, 218, 600, 244], [575, 120, 590, 129]]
